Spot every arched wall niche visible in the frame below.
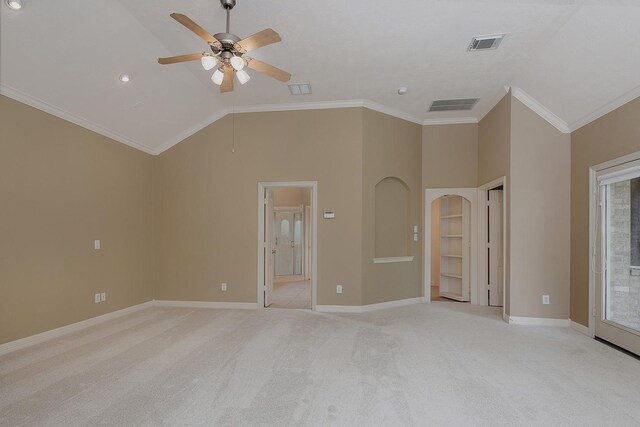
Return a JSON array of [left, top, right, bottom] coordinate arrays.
[[374, 176, 411, 258]]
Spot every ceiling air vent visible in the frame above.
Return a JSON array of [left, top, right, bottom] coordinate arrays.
[[429, 98, 479, 112], [288, 83, 312, 95], [468, 34, 505, 51]]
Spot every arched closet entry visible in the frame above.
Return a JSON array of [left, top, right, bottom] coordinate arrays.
[[424, 189, 478, 303]]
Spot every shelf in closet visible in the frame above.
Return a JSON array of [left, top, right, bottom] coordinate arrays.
[[440, 235, 462, 238], [440, 214, 463, 219], [439, 292, 467, 302], [441, 254, 463, 258], [440, 273, 463, 279]]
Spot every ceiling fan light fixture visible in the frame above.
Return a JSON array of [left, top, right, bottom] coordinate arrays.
[[236, 69, 250, 85], [211, 68, 225, 85], [201, 55, 218, 71], [6, 0, 22, 10], [230, 55, 245, 71]]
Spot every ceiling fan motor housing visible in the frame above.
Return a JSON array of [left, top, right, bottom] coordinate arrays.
[[220, 0, 236, 10]]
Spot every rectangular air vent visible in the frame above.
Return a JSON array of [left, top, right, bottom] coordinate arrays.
[[429, 98, 479, 112], [468, 34, 505, 51], [288, 83, 312, 95]]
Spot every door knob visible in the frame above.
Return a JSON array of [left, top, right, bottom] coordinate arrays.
[[272, 250, 276, 254]]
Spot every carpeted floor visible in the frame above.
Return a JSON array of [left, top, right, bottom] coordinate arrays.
[[1, 303, 639, 426], [269, 280, 311, 309]]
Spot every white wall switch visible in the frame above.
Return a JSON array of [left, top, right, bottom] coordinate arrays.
[[413, 233, 418, 241], [413, 225, 418, 233], [94, 240, 101, 250], [94, 293, 101, 303], [101, 292, 106, 302], [542, 294, 550, 305], [221, 282, 227, 292], [336, 284, 343, 294]]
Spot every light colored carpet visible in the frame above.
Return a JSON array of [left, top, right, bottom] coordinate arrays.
[[1, 303, 640, 426]]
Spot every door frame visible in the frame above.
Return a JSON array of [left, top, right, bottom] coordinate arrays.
[[477, 176, 507, 321], [257, 181, 318, 310], [589, 151, 640, 341], [424, 188, 478, 303]]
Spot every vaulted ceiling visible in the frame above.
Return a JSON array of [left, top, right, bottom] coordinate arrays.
[[2, 0, 639, 154]]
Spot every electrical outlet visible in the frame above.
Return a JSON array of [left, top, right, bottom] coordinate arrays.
[[542, 294, 550, 305], [336, 284, 343, 294], [94, 293, 101, 303], [221, 282, 227, 292], [413, 233, 418, 241], [101, 292, 106, 302], [94, 240, 101, 250]]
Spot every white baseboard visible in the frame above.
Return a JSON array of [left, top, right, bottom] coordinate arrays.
[[154, 300, 257, 310], [507, 316, 570, 327], [570, 320, 591, 336], [316, 297, 422, 313], [0, 301, 154, 357], [503, 312, 510, 323]]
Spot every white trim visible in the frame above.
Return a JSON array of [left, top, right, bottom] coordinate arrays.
[[154, 300, 256, 309], [424, 188, 478, 304], [569, 84, 640, 133], [477, 176, 508, 322], [258, 181, 318, 310], [316, 297, 422, 313], [571, 320, 592, 336], [511, 86, 571, 134], [503, 312, 510, 323], [0, 83, 156, 155], [373, 256, 414, 264], [507, 316, 570, 327], [150, 102, 478, 155], [0, 301, 154, 357]]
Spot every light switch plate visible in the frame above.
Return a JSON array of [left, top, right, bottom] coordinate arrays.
[[336, 284, 343, 294], [413, 225, 418, 233], [413, 233, 418, 241], [221, 282, 227, 291], [94, 293, 101, 303], [94, 240, 101, 250], [542, 294, 550, 305], [101, 292, 106, 302]]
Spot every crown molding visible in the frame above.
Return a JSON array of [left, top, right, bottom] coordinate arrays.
[[0, 83, 156, 155], [568, 84, 640, 132], [511, 86, 571, 134]]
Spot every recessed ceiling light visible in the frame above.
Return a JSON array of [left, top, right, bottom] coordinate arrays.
[[6, 0, 22, 10], [119, 74, 131, 83]]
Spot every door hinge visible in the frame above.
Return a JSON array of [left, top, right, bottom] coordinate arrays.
[[592, 307, 596, 317]]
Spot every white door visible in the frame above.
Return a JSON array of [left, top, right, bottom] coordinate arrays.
[[275, 211, 295, 276], [596, 164, 640, 356], [264, 189, 275, 307], [488, 190, 504, 307]]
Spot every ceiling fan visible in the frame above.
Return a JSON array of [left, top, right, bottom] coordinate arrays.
[[158, 0, 291, 93]]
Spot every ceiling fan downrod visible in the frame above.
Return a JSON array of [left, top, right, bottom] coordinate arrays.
[[220, 0, 236, 34]]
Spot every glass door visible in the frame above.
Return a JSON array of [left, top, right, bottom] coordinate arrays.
[[596, 163, 640, 355]]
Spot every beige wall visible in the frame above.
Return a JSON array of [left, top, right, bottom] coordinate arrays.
[[510, 98, 571, 319], [422, 123, 478, 189], [0, 95, 154, 345], [571, 96, 640, 326], [153, 109, 364, 306], [362, 109, 422, 305], [478, 92, 511, 314]]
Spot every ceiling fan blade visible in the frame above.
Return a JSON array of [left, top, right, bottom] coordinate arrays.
[[236, 28, 281, 52], [170, 13, 220, 46], [158, 53, 205, 65], [221, 67, 234, 93], [246, 58, 291, 82]]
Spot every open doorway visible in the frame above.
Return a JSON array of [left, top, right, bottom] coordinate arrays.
[[424, 188, 478, 304], [430, 195, 472, 302], [257, 182, 317, 310]]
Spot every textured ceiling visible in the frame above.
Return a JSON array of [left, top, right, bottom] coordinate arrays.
[[2, 0, 640, 154]]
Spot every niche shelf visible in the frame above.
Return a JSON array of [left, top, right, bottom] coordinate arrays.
[[439, 195, 471, 302]]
